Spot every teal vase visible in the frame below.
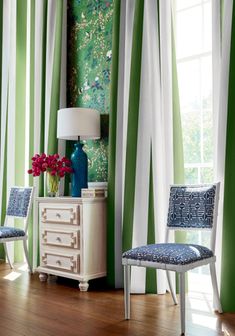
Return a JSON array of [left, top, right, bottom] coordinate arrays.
[[71, 143, 88, 197]]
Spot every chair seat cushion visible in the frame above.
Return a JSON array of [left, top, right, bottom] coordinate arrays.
[[122, 243, 213, 265], [0, 227, 25, 239]]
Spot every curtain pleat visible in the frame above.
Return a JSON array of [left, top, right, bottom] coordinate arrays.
[[107, 0, 121, 287], [146, 153, 157, 293], [122, 0, 144, 258]]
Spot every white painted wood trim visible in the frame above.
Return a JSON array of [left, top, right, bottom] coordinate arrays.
[[0, 236, 28, 243], [36, 266, 106, 282], [179, 272, 186, 335], [122, 256, 216, 273]]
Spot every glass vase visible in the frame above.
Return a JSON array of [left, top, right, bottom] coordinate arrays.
[[47, 172, 60, 197]]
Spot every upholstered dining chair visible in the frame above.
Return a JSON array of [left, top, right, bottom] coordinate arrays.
[[122, 183, 222, 335], [0, 187, 34, 273]]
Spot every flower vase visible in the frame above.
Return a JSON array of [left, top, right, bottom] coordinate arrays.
[[47, 173, 60, 197]]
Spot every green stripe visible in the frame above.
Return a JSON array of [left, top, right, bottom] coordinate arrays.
[[107, 0, 120, 287], [221, 1, 235, 313], [146, 151, 157, 293], [122, 0, 144, 252], [15, 0, 28, 262], [47, 0, 63, 155]]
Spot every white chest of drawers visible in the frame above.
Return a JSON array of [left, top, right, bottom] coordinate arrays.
[[34, 197, 106, 291]]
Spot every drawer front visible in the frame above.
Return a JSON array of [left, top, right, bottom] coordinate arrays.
[[41, 251, 80, 273], [41, 204, 80, 225], [41, 229, 80, 249]]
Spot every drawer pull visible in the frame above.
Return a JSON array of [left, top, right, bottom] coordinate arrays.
[[56, 213, 61, 218], [56, 260, 61, 266], [56, 236, 62, 242]]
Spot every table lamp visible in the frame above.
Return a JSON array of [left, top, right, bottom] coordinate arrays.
[[57, 107, 100, 197]]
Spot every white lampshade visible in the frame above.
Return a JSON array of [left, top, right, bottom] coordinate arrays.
[[57, 107, 100, 140]]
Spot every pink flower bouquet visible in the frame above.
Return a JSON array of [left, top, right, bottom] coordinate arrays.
[[28, 153, 73, 177], [28, 153, 73, 196]]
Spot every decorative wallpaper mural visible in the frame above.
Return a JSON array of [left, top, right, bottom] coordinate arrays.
[[67, 0, 113, 182]]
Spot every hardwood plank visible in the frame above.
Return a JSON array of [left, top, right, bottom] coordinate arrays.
[[0, 263, 233, 336]]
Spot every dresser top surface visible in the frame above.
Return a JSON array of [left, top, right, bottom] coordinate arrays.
[[35, 196, 106, 204]]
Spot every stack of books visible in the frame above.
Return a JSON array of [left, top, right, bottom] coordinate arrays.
[[81, 188, 107, 198]]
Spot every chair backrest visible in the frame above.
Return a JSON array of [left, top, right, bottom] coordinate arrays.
[[166, 183, 220, 252], [5, 187, 34, 231]]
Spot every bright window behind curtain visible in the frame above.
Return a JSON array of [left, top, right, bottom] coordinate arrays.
[[175, 0, 213, 291]]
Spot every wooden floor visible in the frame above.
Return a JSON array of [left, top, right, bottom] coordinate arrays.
[[0, 263, 234, 336]]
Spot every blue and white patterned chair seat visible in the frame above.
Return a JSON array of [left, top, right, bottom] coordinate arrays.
[[0, 227, 25, 239], [122, 243, 213, 265]]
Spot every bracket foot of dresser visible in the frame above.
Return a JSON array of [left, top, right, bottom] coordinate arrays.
[[39, 273, 48, 282], [79, 281, 89, 291]]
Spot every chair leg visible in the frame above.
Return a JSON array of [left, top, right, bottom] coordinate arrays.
[[23, 240, 32, 274], [166, 270, 178, 305], [179, 272, 186, 335], [3, 243, 14, 269], [124, 264, 131, 319], [209, 262, 222, 313]]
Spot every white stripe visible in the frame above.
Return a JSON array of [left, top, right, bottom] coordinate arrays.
[[7, 0, 17, 260], [44, 0, 56, 153], [159, 0, 174, 188], [33, 0, 44, 269], [0, 0, 11, 216], [34, 0, 44, 178], [151, 0, 165, 294], [213, 0, 222, 169], [114, 0, 135, 288], [214, 0, 233, 290], [151, 0, 173, 294], [149, 0, 163, 293], [7, 0, 16, 190]]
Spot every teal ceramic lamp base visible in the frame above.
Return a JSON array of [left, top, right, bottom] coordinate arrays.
[[71, 143, 88, 197]]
